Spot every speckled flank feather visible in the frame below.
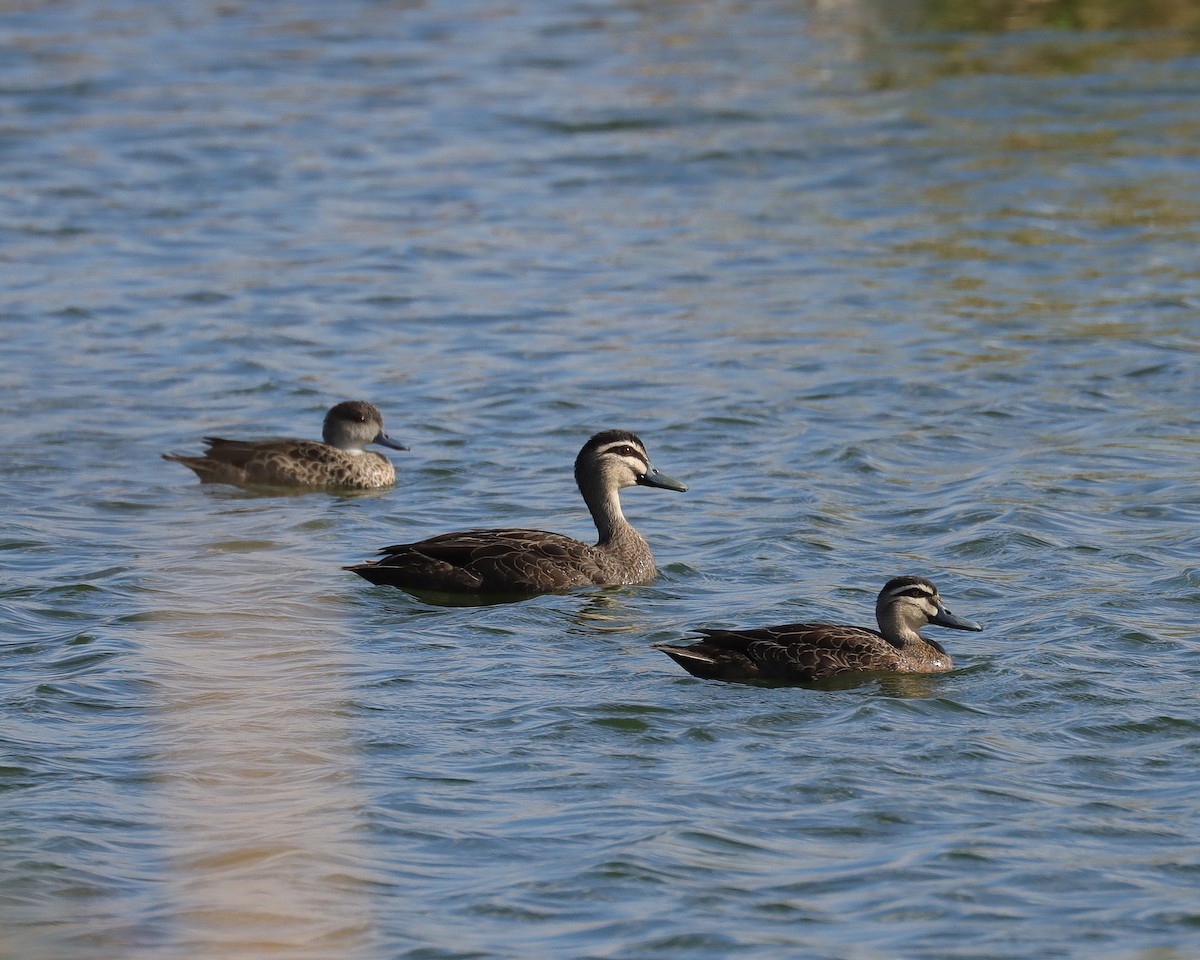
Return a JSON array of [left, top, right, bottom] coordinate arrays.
[[165, 439, 398, 488], [163, 400, 407, 490], [346, 429, 687, 597], [656, 576, 982, 684]]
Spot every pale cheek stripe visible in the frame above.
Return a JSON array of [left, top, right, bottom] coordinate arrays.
[[884, 588, 936, 604], [595, 445, 649, 473]]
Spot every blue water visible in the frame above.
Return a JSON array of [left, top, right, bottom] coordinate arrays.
[[3, 2, 1200, 958]]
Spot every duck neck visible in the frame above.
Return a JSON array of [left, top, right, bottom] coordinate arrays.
[[878, 609, 933, 653], [583, 483, 632, 546]]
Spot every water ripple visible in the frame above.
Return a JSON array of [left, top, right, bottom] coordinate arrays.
[[3, 1, 1200, 959]]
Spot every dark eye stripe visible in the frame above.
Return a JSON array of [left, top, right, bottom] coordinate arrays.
[[599, 442, 646, 463], [887, 586, 935, 601]]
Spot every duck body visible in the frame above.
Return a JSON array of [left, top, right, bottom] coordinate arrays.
[[352, 523, 659, 595], [163, 400, 407, 489], [657, 576, 981, 684], [347, 430, 686, 597]]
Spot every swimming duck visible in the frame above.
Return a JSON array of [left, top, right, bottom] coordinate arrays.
[[656, 576, 981, 683], [163, 400, 407, 489], [346, 429, 687, 597]]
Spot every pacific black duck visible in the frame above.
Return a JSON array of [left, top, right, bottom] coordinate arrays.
[[656, 575, 982, 683], [346, 429, 687, 597], [163, 400, 408, 489]]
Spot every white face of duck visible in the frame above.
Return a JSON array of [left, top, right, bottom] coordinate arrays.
[[584, 434, 688, 493], [878, 577, 982, 633]]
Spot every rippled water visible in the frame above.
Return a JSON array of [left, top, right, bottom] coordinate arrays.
[[3, 2, 1199, 958]]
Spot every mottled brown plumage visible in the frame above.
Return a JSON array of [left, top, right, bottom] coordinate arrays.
[[346, 430, 687, 598], [163, 400, 407, 489], [657, 576, 982, 684]]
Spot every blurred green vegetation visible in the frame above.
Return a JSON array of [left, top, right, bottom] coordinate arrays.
[[907, 0, 1200, 31], [860, 0, 1200, 87]]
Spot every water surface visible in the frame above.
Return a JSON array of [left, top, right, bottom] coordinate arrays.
[[2, 2, 1199, 958]]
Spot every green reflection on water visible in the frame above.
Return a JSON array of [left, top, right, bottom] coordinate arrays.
[[910, 0, 1200, 32], [863, 0, 1200, 90]]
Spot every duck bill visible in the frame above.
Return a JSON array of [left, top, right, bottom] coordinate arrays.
[[373, 432, 409, 452], [931, 605, 982, 632], [638, 466, 687, 492]]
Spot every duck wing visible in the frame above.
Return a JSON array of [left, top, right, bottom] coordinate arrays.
[[659, 622, 894, 682], [351, 529, 602, 593], [164, 438, 301, 484], [200, 437, 324, 468]]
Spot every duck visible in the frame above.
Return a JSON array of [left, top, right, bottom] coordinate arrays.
[[346, 429, 687, 597], [656, 575, 982, 683], [163, 400, 407, 489]]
